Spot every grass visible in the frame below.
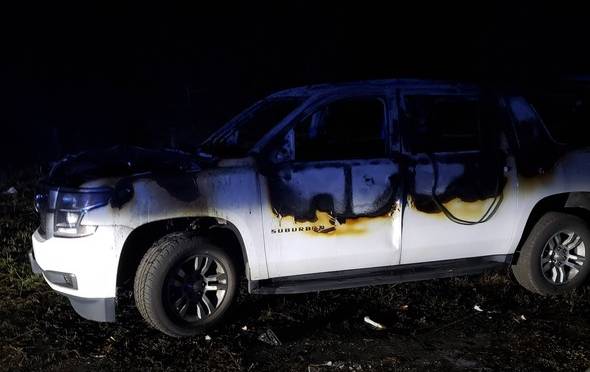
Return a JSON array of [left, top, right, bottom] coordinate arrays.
[[1, 168, 589, 371]]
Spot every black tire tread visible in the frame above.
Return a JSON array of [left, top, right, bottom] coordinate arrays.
[[134, 232, 189, 335]]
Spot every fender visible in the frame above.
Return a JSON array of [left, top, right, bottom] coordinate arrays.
[[81, 162, 269, 281], [510, 149, 590, 253]]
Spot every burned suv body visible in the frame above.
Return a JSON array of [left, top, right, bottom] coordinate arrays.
[[31, 79, 590, 336]]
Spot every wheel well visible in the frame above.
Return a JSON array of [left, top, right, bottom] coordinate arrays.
[[512, 192, 590, 264], [116, 217, 248, 289]]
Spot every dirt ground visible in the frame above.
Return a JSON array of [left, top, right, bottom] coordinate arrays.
[[1, 170, 590, 371]]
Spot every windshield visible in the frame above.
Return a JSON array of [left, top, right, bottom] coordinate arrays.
[[201, 98, 304, 157]]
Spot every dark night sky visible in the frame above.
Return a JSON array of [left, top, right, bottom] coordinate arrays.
[[1, 3, 588, 168]]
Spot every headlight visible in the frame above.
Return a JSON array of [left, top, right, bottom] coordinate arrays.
[[54, 188, 111, 237]]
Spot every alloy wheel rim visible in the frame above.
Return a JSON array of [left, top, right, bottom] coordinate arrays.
[[541, 230, 586, 285], [164, 254, 228, 322]]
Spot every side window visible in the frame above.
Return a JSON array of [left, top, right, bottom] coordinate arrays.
[[506, 96, 560, 176], [528, 93, 590, 146], [403, 95, 482, 153], [220, 98, 303, 156], [294, 97, 387, 161]]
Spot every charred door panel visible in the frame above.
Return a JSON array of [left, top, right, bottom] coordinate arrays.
[[401, 151, 518, 264], [261, 159, 402, 278], [267, 163, 348, 221], [351, 160, 399, 215], [399, 90, 519, 264], [412, 152, 506, 217], [267, 160, 400, 221]]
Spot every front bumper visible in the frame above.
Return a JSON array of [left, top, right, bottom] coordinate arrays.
[[30, 226, 131, 322], [29, 248, 116, 322], [28, 250, 42, 274]]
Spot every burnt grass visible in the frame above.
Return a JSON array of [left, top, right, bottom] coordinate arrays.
[[1, 170, 590, 371]]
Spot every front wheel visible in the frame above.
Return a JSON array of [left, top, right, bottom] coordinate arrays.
[[134, 232, 239, 337], [512, 212, 589, 295]]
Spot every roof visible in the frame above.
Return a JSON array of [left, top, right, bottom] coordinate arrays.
[[267, 79, 479, 98]]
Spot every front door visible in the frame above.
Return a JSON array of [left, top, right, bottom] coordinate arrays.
[[259, 95, 404, 278], [398, 89, 519, 264]]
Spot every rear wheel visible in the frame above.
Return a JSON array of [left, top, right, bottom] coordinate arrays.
[[512, 212, 589, 295], [134, 232, 238, 337]]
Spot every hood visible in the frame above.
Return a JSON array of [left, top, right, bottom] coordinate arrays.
[[45, 145, 204, 208], [47, 145, 201, 188]]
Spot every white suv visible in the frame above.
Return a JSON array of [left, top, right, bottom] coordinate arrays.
[[30, 80, 590, 336]]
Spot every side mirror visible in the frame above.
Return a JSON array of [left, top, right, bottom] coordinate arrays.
[[268, 129, 295, 164], [271, 147, 290, 163]]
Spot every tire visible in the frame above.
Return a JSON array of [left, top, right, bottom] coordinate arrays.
[[134, 232, 239, 337], [512, 211, 590, 296]]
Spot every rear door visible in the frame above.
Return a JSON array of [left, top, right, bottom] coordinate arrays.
[[398, 88, 519, 264]]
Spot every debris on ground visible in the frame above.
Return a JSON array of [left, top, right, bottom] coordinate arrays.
[[257, 329, 281, 346], [363, 316, 385, 330], [2, 186, 17, 195], [473, 305, 484, 312], [307, 361, 335, 370], [205, 335, 212, 341], [241, 325, 248, 331], [520, 315, 527, 321]]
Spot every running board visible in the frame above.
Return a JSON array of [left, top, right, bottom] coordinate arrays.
[[250, 255, 512, 295]]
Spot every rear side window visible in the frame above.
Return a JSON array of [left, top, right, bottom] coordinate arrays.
[[528, 93, 590, 146], [506, 96, 562, 177], [402, 95, 482, 153], [294, 97, 387, 161]]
